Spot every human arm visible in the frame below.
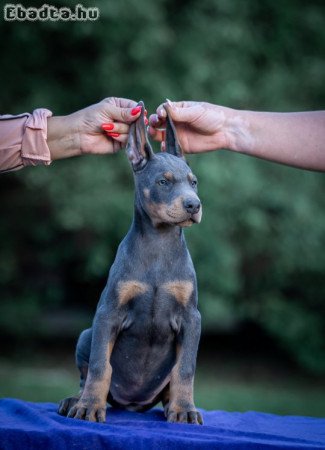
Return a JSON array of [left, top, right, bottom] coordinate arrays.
[[0, 97, 143, 173], [47, 97, 143, 160], [149, 101, 325, 171]]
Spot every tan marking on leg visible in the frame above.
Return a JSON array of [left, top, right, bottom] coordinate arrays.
[[117, 280, 149, 306], [104, 341, 114, 383], [168, 345, 195, 413], [72, 341, 115, 422], [162, 281, 193, 306]]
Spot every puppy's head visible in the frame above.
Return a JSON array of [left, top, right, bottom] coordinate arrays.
[[126, 102, 202, 228]]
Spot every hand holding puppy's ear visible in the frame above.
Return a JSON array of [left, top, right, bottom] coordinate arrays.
[[48, 97, 142, 160], [148, 100, 231, 154]]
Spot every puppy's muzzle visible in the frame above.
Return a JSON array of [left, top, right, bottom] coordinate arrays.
[[182, 197, 202, 225]]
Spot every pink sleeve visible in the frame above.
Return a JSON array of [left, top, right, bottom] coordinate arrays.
[[0, 108, 53, 173]]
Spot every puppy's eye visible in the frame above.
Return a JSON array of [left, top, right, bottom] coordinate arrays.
[[191, 180, 198, 188], [158, 179, 168, 186]]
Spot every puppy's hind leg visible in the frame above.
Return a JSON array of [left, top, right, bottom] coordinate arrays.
[[76, 328, 92, 391], [161, 384, 170, 418], [58, 328, 92, 416]]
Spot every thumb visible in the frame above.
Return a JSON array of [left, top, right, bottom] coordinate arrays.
[[165, 103, 205, 124], [106, 105, 142, 124]]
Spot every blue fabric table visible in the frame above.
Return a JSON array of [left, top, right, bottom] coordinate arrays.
[[0, 398, 324, 449]]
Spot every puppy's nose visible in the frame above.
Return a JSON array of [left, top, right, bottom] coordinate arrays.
[[183, 198, 201, 214]]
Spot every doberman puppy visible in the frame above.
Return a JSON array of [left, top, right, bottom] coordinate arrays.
[[58, 101, 203, 425]]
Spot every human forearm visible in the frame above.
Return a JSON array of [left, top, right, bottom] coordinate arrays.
[[227, 109, 325, 171], [47, 115, 81, 160]]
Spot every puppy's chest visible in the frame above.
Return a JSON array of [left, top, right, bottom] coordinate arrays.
[[116, 278, 194, 310], [116, 279, 193, 342]]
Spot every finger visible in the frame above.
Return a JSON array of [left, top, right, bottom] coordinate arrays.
[[156, 103, 167, 119], [104, 133, 128, 152], [114, 134, 128, 145], [149, 113, 165, 129], [155, 100, 197, 119], [104, 104, 143, 124], [105, 132, 121, 138], [102, 122, 129, 134], [164, 103, 205, 124], [148, 126, 164, 142]]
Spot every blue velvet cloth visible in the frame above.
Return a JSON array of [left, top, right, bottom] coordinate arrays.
[[0, 398, 324, 449]]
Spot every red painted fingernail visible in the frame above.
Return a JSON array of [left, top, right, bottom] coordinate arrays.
[[144, 109, 148, 116], [107, 132, 120, 138], [145, 118, 149, 125], [131, 106, 142, 116], [102, 123, 114, 131]]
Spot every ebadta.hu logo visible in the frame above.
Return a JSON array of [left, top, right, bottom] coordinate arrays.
[[3, 3, 100, 21]]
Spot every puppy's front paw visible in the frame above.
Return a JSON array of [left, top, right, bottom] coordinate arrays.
[[167, 409, 203, 425], [67, 399, 107, 422]]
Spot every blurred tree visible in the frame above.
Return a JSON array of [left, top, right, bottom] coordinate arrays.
[[0, 0, 324, 372]]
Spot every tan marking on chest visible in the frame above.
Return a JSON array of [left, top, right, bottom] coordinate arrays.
[[162, 281, 193, 306], [117, 281, 149, 305]]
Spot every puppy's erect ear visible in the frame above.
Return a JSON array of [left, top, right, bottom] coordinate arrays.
[[164, 104, 185, 160], [126, 101, 154, 171]]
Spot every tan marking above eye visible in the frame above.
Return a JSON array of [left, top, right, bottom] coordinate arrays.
[[117, 280, 149, 305], [163, 171, 174, 181], [143, 188, 150, 198], [162, 281, 193, 306], [188, 173, 194, 181]]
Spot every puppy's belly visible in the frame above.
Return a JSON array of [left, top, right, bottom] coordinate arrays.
[[109, 374, 170, 407], [108, 332, 176, 406]]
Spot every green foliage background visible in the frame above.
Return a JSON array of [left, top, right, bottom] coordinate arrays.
[[0, 0, 324, 372]]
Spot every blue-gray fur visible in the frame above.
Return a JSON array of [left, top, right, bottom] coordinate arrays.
[[58, 102, 203, 425]]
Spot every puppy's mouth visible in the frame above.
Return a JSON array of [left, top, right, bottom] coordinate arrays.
[[177, 218, 194, 227], [167, 210, 202, 227]]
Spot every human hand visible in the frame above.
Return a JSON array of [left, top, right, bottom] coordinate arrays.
[[48, 97, 148, 160], [148, 101, 237, 153]]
